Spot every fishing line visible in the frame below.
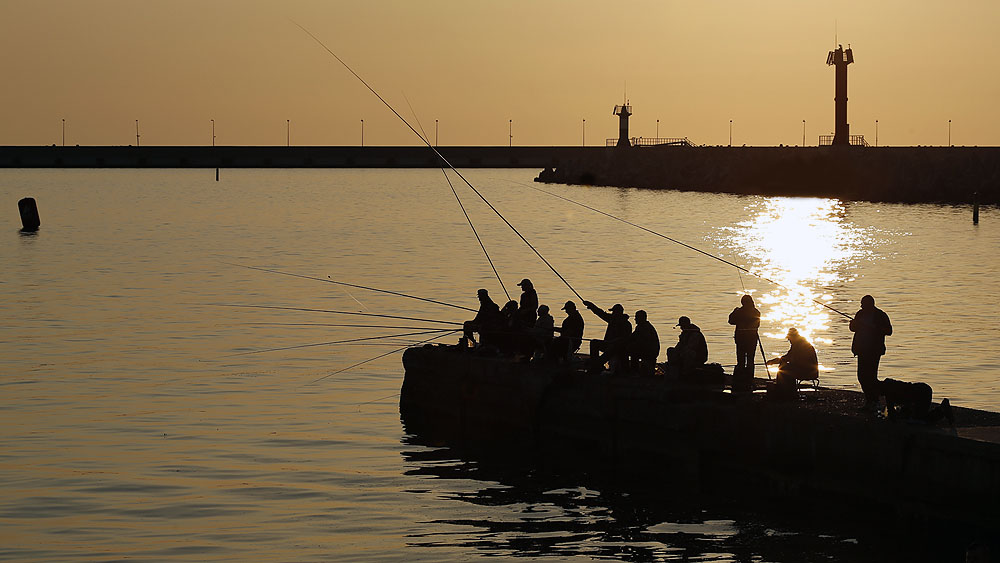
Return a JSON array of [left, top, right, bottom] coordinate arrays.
[[221, 262, 475, 312], [402, 94, 510, 301], [516, 181, 854, 321], [221, 328, 454, 358], [292, 22, 584, 303], [245, 322, 461, 330], [203, 303, 462, 325], [305, 330, 460, 386]]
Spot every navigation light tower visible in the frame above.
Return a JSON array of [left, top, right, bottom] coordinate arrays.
[[613, 103, 632, 147], [826, 44, 854, 146]]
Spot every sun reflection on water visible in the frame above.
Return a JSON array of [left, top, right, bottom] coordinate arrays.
[[722, 197, 871, 368]]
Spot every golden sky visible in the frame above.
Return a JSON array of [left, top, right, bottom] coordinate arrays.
[[2, 0, 998, 147]]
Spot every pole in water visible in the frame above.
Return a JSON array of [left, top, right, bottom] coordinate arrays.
[[973, 191, 979, 225], [18, 197, 40, 232], [216, 168, 220, 182]]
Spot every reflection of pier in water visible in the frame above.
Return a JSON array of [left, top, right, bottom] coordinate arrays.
[[399, 422, 935, 562]]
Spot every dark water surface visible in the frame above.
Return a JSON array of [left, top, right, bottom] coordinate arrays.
[[1, 169, 997, 560]]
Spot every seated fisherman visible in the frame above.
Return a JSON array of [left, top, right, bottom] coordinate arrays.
[[531, 304, 555, 361], [582, 301, 632, 374], [550, 301, 585, 362], [629, 310, 660, 376], [880, 378, 954, 425], [666, 316, 708, 375], [765, 328, 818, 397], [463, 289, 502, 348]]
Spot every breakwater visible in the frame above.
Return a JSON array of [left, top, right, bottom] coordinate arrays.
[[537, 145, 1000, 204], [0, 145, 590, 169]]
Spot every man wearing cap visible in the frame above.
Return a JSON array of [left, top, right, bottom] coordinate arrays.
[[629, 310, 660, 376], [463, 288, 502, 348], [849, 295, 893, 411], [516, 278, 538, 328], [582, 300, 632, 374], [550, 300, 585, 361], [765, 327, 818, 399], [667, 316, 708, 375]]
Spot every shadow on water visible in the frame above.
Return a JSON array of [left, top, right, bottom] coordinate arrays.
[[399, 413, 988, 562]]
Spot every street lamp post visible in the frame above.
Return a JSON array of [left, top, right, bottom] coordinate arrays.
[[729, 120, 733, 146], [582, 119, 586, 146], [435, 119, 438, 146], [211, 119, 215, 146], [62, 119, 65, 146], [361, 119, 364, 147], [509, 119, 512, 147], [656, 119, 659, 139], [286, 120, 290, 147], [875, 120, 878, 147], [948, 119, 952, 146], [802, 119, 806, 146], [135, 120, 140, 147]]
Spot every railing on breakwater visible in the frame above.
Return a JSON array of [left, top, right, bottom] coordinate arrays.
[[818, 134, 870, 147], [605, 137, 693, 147]]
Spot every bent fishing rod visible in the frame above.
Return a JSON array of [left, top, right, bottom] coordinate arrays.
[[292, 22, 585, 304], [221, 261, 476, 312], [513, 180, 855, 322], [221, 328, 456, 358], [204, 303, 463, 325]]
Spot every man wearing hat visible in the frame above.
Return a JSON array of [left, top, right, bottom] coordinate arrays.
[[550, 300, 585, 361], [582, 300, 632, 374], [667, 316, 709, 375], [516, 278, 538, 328]]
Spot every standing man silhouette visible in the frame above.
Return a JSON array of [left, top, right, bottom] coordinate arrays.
[[850, 295, 893, 411]]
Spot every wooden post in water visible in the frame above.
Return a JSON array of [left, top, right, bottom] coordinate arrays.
[[18, 197, 40, 232], [216, 167, 220, 181], [973, 191, 979, 225]]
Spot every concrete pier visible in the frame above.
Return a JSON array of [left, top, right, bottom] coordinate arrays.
[[401, 345, 1000, 535]]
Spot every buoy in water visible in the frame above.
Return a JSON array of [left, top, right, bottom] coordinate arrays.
[[18, 197, 40, 232]]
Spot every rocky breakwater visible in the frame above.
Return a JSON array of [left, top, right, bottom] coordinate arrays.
[[536, 145, 1000, 204]]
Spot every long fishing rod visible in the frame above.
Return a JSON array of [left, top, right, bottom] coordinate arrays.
[[292, 22, 584, 303], [204, 303, 462, 325], [222, 328, 455, 358], [306, 329, 460, 386], [519, 181, 854, 321], [246, 322, 460, 330], [222, 262, 475, 313]]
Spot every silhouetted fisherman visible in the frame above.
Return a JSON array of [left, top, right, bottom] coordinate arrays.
[[499, 299, 521, 354], [582, 301, 632, 374], [463, 288, 502, 348], [850, 295, 893, 411], [531, 304, 555, 361], [516, 278, 538, 328], [729, 294, 761, 372], [629, 310, 660, 376], [550, 300, 584, 362], [765, 328, 818, 399], [879, 378, 954, 425], [667, 316, 708, 375]]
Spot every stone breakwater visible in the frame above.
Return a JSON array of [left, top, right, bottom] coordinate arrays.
[[536, 146, 1000, 205]]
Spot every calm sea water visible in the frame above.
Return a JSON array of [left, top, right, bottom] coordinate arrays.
[[1, 168, 997, 561]]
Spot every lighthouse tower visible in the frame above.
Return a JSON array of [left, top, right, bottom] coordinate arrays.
[[613, 103, 632, 147], [826, 44, 854, 146]]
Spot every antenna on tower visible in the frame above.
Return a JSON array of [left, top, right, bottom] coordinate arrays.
[[835, 20, 838, 48]]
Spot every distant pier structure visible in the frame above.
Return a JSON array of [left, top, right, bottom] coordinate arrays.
[[613, 103, 632, 147], [826, 44, 858, 147]]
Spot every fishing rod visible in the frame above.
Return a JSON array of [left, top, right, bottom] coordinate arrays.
[[401, 94, 512, 302], [292, 22, 585, 303], [305, 329, 460, 386], [222, 328, 455, 358], [221, 261, 475, 313], [204, 303, 462, 325], [246, 322, 461, 330], [517, 181, 855, 321]]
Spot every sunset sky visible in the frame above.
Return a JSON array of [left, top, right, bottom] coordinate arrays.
[[2, 0, 998, 147]]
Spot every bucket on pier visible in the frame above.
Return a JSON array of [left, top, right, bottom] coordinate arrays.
[[18, 197, 40, 232]]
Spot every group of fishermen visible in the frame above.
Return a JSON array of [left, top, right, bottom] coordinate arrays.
[[463, 282, 951, 423]]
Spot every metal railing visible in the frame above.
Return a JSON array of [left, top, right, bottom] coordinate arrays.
[[605, 137, 693, 147], [818, 134, 869, 147]]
